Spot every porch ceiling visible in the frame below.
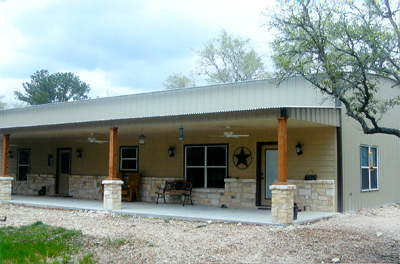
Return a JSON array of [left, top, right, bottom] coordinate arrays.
[[5, 108, 334, 143]]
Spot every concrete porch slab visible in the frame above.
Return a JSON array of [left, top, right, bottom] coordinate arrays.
[[2, 196, 338, 226]]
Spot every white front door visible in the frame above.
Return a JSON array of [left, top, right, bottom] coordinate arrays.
[[260, 147, 278, 206]]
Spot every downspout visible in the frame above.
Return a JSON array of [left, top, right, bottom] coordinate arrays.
[[336, 104, 344, 212]]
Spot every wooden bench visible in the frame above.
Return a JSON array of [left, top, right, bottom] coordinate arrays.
[[155, 180, 193, 206]]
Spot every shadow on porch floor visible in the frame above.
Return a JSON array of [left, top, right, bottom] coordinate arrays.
[[2, 196, 338, 226]]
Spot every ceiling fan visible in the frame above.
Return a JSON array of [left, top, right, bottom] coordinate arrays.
[[77, 133, 108, 144], [209, 131, 249, 138]]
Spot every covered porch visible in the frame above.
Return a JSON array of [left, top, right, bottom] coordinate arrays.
[[0, 78, 341, 224], [2, 195, 338, 226]]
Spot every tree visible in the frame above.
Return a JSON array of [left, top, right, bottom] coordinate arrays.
[[0, 96, 7, 109], [14, 69, 90, 105], [163, 29, 267, 89], [162, 72, 196, 89], [265, 0, 399, 138]]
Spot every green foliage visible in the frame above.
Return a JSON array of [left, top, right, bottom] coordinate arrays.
[[162, 29, 267, 89], [196, 29, 267, 84], [0, 221, 94, 264], [265, 1, 399, 137], [162, 72, 196, 89], [14, 69, 90, 105]]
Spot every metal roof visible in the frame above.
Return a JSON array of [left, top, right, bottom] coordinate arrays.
[[0, 77, 337, 130]]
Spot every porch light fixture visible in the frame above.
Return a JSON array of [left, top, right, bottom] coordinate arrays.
[[139, 134, 146, 145], [295, 143, 303, 156], [168, 146, 175, 158], [8, 151, 13, 159], [76, 149, 82, 158], [179, 126, 184, 140]]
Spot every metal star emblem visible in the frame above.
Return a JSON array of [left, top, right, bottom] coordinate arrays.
[[233, 147, 252, 169]]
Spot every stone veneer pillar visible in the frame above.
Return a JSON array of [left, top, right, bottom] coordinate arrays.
[[102, 179, 124, 210], [0, 177, 13, 201], [270, 184, 296, 224]]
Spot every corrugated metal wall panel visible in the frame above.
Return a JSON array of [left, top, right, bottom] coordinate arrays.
[[0, 77, 336, 129], [290, 108, 341, 126], [341, 78, 399, 211]]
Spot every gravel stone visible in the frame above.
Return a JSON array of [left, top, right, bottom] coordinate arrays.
[[0, 203, 398, 263]]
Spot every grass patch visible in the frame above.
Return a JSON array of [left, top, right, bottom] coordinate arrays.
[[0, 221, 94, 264], [106, 237, 127, 248]]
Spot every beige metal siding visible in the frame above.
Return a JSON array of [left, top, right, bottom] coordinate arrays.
[[291, 108, 340, 126], [341, 77, 400, 211], [0, 77, 335, 129]]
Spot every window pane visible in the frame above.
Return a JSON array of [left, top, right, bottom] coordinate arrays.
[[187, 168, 204, 188], [61, 152, 70, 174], [122, 160, 137, 170], [186, 147, 205, 166], [18, 166, 29, 181], [371, 147, 377, 165], [121, 148, 137, 158], [371, 170, 378, 189], [361, 169, 369, 190], [361, 146, 368, 167], [18, 151, 30, 165], [207, 146, 226, 166], [207, 168, 226, 188]]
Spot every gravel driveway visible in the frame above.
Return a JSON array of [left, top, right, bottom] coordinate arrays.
[[0, 203, 398, 263]]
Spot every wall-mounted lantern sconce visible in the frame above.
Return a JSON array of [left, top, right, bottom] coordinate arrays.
[[48, 154, 53, 166], [168, 146, 175, 158], [76, 149, 82, 158], [179, 126, 184, 140], [296, 143, 303, 156], [8, 151, 13, 159], [139, 134, 146, 145]]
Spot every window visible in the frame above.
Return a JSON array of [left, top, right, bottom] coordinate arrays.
[[185, 145, 227, 188], [360, 145, 378, 191], [120, 146, 138, 172], [17, 149, 30, 181]]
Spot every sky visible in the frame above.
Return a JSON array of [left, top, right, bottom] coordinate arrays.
[[0, 0, 276, 106]]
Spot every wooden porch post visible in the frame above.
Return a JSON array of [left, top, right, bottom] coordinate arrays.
[[276, 117, 288, 183], [108, 127, 118, 180], [1, 134, 10, 176]]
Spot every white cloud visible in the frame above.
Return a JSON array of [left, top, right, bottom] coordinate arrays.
[[0, 0, 275, 104], [0, 77, 27, 105], [77, 70, 147, 99]]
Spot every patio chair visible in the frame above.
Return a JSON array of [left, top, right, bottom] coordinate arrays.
[[121, 173, 141, 202]]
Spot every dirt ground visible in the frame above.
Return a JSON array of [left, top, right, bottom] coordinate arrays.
[[0, 203, 398, 263]]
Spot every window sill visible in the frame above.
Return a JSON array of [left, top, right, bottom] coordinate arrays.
[[361, 189, 379, 192]]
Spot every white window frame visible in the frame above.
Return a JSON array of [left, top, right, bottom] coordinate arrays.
[[185, 145, 227, 188], [360, 145, 379, 192], [119, 146, 138, 172]]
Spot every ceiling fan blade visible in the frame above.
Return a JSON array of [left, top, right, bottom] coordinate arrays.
[[233, 135, 249, 138], [94, 140, 108, 144]]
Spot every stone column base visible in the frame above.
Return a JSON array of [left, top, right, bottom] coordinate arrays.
[[269, 184, 296, 224], [102, 179, 124, 210], [0, 177, 14, 201]]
